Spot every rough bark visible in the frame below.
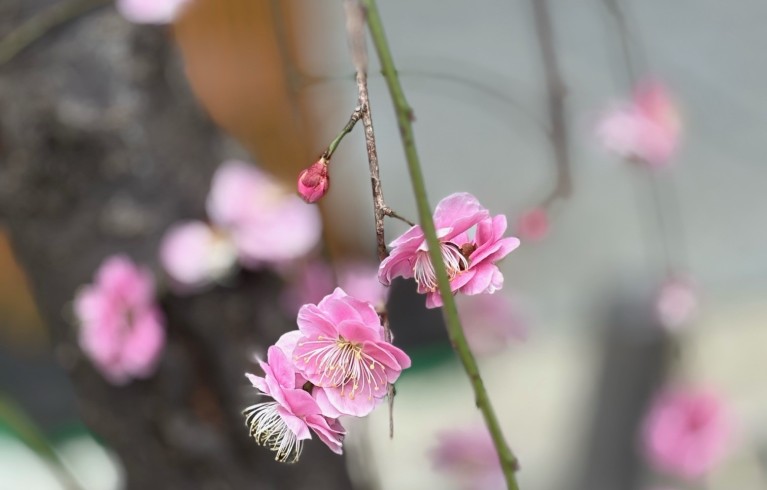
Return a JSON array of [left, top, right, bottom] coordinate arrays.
[[0, 3, 354, 489]]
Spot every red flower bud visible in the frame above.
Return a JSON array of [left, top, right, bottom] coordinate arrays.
[[517, 208, 549, 241], [297, 158, 330, 203]]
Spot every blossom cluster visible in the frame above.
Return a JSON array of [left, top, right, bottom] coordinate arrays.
[[244, 288, 411, 462], [72, 151, 521, 462], [161, 160, 321, 292], [74, 161, 324, 387]]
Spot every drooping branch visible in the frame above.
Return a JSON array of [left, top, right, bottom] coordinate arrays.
[[531, 0, 572, 209], [601, 0, 688, 275], [359, 0, 521, 488]]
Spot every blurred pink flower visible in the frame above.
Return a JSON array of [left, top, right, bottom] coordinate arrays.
[[430, 426, 505, 490], [297, 158, 330, 203], [244, 345, 345, 462], [379, 193, 520, 308], [74, 256, 165, 385], [280, 260, 336, 316], [642, 386, 733, 480], [159, 220, 237, 291], [337, 261, 388, 310], [291, 288, 411, 417], [206, 160, 322, 266], [517, 208, 549, 241], [456, 293, 527, 356], [597, 79, 681, 168], [280, 260, 387, 317], [655, 276, 698, 331], [116, 0, 191, 24]]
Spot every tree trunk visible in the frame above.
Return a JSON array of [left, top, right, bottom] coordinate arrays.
[[0, 3, 355, 489]]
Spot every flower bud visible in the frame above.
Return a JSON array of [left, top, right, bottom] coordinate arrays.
[[297, 158, 330, 203], [517, 207, 549, 241]]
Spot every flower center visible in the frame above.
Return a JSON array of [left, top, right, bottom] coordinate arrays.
[[243, 401, 302, 463], [296, 336, 387, 400], [413, 242, 470, 293]]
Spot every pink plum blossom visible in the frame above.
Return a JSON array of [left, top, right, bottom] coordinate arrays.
[[597, 79, 681, 168], [244, 345, 345, 462], [456, 293, 527, 356], [116, 0, 191, 24], [159, 220, 237, 291], [297, 158, 330, 203], [74, 256, 165, 385], [378, 192, 520, 308], [430, 426, 505, 490], [641, 386, 733, 480], [655, 276, 698, 331], [207, 160, 322, 266], [517, 208, 549, 242], [291, 288, 411, 417]]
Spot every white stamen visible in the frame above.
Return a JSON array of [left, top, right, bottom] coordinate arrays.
[[296, 336, 387, 401], [413, 242, 469, 293], [243, 402, 303, 463]]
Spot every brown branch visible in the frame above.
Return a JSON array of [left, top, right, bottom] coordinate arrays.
[[343, 0, 399, 438], [602, 0, 639, 85], [531, 0, 572, 209]]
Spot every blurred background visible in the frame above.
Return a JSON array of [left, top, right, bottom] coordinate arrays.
[[1, 0, 766, 489]]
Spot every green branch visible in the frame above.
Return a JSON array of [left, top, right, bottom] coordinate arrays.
[[359, 1, 521, 489]]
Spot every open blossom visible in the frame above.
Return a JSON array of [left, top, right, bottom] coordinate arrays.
[[430, 426, 505, 490], [289, 288, 411, 417], [379, 193, 520, 308], [74, 256, 165, 385], [244, 345, 345, 463], [641, 386, 733, 480], [456, 293, 527, 356], [159, 220, 237, 291], [207, 160, 322, 266], [597, 79, 681, 167], [297, 158, 330, 203], [116, 0, 191, 24]]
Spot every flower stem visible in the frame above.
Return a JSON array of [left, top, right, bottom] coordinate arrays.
[[360, 1, 521, 489], [324, 107, 363, 159]]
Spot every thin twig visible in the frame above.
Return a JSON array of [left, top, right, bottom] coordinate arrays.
[[324, 106, 363, 159], [0, 0, 110, 65], [359, 0, 521, 488], [602, 0, 640, 84], [382, 207, 415, 226], [602, 0, 689, 276], [531, 0, 572, 208]]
